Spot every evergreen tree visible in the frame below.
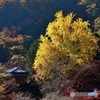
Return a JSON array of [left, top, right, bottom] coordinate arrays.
[[25, 38, 39, 81]]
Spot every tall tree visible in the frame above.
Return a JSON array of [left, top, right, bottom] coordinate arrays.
[[25, 38, 39, 81], [33, 11, 99, 81]]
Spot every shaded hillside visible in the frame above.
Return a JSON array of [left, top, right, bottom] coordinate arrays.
[[0, 0, 89, 63], [0, 0, 87, 38]]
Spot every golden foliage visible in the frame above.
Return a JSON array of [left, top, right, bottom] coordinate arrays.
[[33, 11, 99, 81], [10, 54, 25, 60], [0, 66, 8, 95], [0, 28, 24, 47], [0, 0, 25, 7], [0, 27, 31, 56], [0, 84, 6, 94], [0, 73, 7, 78], [78, 0, 87, 5], [20, 0, 26, 3]]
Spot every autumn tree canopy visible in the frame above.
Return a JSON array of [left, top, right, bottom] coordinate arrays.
[[0, 27, 31, 63], [33, 11, 99, 81]]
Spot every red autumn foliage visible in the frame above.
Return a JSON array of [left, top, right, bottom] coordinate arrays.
[[62, 60, 100, 100], [65, 60, 100, 92], [63, 87, 77, 95], [63, 87, 100, 100]]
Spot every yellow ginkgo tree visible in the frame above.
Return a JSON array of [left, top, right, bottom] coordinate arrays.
[[33, 10, 99, 81]]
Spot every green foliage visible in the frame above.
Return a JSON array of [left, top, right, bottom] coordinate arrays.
[[33, 11, 99, 81], [25, 38, 39, 81]]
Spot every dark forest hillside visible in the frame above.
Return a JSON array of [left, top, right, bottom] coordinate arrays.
[[0, 0, 87, 37], [0, 0, 89, 63]]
